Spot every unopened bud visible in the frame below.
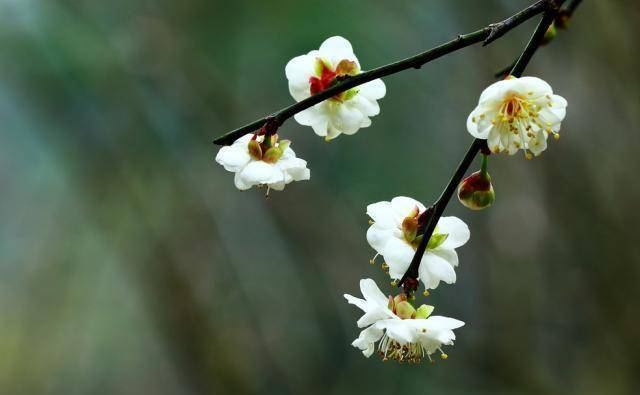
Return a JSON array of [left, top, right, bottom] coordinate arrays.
[[458, 155, 495, 210]]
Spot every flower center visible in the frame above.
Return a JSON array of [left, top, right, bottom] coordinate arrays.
[[247, 134, 290, 164], [400, 207, 448, 250], [309, 58, 359, 102]]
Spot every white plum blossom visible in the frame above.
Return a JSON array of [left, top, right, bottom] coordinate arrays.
[[366, 196, 470, 291], [215, 134, 310, 192], [285, 36, 386, 140], [345, 278, 464, 362], [467, 76, 567, 158]]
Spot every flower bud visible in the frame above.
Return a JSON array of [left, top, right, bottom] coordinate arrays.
[[458, 170, 495, 210], [458, 155, 495, 210], [395, 301, 416, 319]]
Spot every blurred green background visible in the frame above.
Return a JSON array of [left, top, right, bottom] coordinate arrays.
[[1, 0, 639, 394]]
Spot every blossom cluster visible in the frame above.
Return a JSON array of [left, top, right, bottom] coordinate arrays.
[[214, 36, 568, 364]]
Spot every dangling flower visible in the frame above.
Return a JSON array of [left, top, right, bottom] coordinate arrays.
[[366, 197, 470, 290], [285, 36, 386, 140], [215, 133, 310, 192], [344, 278, 464, 363], [466, 76, 567, 158]]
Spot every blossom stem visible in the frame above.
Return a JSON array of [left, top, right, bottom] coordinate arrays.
[[213, 0, 554, 146], [398, 1, 567, 288], [480, 154, 489, 177]]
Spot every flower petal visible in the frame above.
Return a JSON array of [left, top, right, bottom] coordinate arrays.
[[437, 216, 470, 249], [382, 237, 414, 279], [422, 252, 457, 284], [318, 36, 358, 66], [390, 196, 424, 218], [366, 201, 396, 228], [239, 161, 275, 184], [359, 278, 388, 306], [366, 226, 394, 253], [359, 79, 386, 100], [215, 145, 251, 172], [425, 315, 465, 330]]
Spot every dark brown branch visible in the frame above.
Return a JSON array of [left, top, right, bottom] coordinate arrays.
[[213, 0, 551, 146], [398, 2, 566, 288]]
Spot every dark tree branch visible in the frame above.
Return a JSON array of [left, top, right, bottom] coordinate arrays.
[[213, 0, 552, 146], [398, 2, 567, 288]]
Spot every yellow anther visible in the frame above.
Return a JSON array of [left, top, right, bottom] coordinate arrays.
[[390, 280, 397, 286], [381, 262, 388, 269], [525, 152, 533, 160], [440, 353, 448, 360], [369, 259, 376, 265], [554, 133, 560, 140], [479, 114, 486, 119], [472, 117, 476, 123], [423, 290, 430, 297], [368, 219, 374, 225], [491, 119, 497, 125], [501, 117, 508, 122]]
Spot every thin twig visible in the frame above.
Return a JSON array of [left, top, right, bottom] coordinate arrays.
[[398, 2, 567, 288], [213, 0, 550, 146]]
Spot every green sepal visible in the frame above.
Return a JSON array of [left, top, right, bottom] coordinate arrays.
[[427, 233, 449, 250], [248, 139, 262, 160], [415, 304, 434, 319]]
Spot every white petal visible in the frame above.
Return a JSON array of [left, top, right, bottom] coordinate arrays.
[[318, 36, 358, 66], [422, 252, 457, 284], [478, 79, 516, 106], [430, 247, 459, 267], [344, 294, 368, 312], [390, 196, 424, 218], [437, 216, 470, 249], [366, 201, 397, 228], [233, 170, 252, 190], [215, 146, 251, 172], [352, 95, 380, 117], [384, 320, 415, 344], [382, 237, 414, 279], [359, 278, 388, 306], [366, 226, 394, 253], [425, 316, 465, 330], [359, 79, 386, 100], [517, 76, 552, 96], [239, 161, 275, 184], [487, 127, 502, 153], [331, 102, 364, 134], [467, 107, 494, 139], [294, 104, 327, 127]]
